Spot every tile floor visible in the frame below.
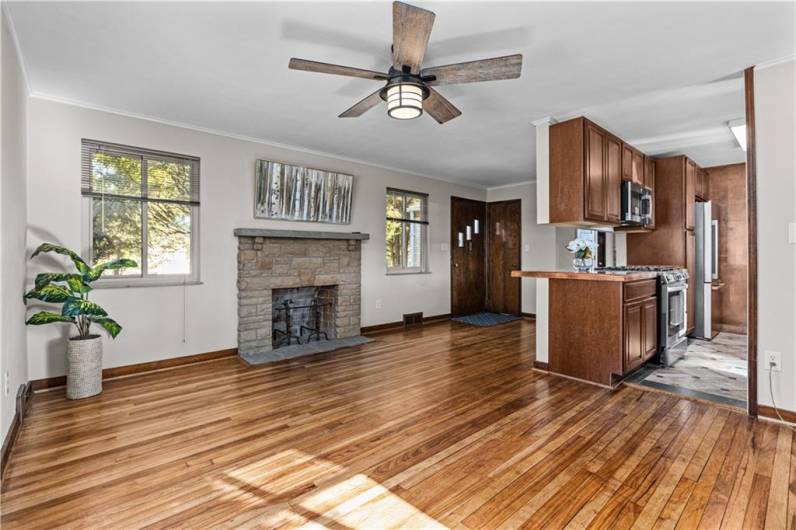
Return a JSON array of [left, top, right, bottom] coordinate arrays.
[[637, 332, 748, 407]]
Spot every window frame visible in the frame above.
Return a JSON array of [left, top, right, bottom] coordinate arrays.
[[81, 140, 201, 288], [385, 187, 429, 275]]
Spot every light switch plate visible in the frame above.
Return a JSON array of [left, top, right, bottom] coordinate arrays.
[[440, 243, 449, 252], [789, 222, 796, 244], [524, 244, 530, 252]]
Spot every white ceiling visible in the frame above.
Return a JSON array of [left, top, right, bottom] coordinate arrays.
[[7, 1, 795, 187]]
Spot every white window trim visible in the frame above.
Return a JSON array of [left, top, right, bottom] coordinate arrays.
[[81, 143, 201, 288], [385, 188, 429, 275]]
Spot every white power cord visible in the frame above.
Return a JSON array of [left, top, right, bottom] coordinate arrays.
[[768, 361, 796, 432]]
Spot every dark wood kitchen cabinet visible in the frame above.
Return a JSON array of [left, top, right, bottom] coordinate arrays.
[[644, 156, 656, 228], [605, 134, 622, 222], [685, 159, 696, 230], [584, 122, 607, 221], [623, 144, 645, 185], [695, 167, 709, 201], [624, 302, 644, 371], [628, 155, 700, 265], [622, 279, 658, 373], [540, 274, 659, 387], [549, 117, 622, 226]]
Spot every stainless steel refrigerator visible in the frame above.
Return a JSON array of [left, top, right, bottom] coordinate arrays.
[[695, 201, 719, 339]]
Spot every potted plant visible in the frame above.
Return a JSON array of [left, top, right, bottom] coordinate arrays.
[[565, 238, 594, 272], [24, 243, 136, 399]]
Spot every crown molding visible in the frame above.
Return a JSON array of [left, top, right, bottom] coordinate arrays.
[[754, 54, 796, 71], [486, 180, 536, 192], [29, 92, 488, 191], [531, 116, 557, 126]]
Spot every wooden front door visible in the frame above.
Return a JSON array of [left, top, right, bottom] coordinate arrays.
[[486, 199, 522, 315], [450, 196, 486, 316]]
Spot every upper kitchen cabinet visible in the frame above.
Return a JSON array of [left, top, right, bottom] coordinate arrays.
[[685, 158, 696, 230], [548, 117, 623, 226], [695, 167, 709, 201], [644, 156, 656, 228], [622, 144, 645, 185], [627, 154, 703, 318]]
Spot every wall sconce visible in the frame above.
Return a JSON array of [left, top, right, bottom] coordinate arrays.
[[466, 225, 472, 241], [458, 232, 464, 247], [474, 219, 480, 234]]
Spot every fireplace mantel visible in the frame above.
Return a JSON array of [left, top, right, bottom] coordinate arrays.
[[234, 228, 369, 240]]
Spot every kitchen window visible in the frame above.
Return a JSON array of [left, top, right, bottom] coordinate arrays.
[[81, 140, 200, 286], [385, 188, 428, 274]]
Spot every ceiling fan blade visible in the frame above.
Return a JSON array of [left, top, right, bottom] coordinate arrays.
[[421, 54, 523, 86], [424, 88, 461, 124], [392, 1, 435, 74], [339, 89, 384, 118], [289, 58, 388, 80]]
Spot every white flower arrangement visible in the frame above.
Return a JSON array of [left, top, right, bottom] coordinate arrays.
[[565, 238, 593, 259]]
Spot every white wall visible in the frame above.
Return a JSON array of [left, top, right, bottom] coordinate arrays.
[[754, 58, 796, 413], [486, 182, 557, 315], [25, 98, 485, 380], [1, 9, 29, 439]]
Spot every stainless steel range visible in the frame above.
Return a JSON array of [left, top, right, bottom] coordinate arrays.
[[597, 266, 689, 366]]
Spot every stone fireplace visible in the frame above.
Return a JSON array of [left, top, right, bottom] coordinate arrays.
[[234, 228, 369, 359]]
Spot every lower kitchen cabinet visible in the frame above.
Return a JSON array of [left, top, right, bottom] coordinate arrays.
[[545, 276, 659, 387], [623, 280, 658, 374], [624, 302, 644, 372], [643, 298, 658, 358]]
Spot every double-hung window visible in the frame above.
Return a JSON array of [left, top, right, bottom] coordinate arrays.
[[385, 188, 428, 274], [81, 140, 200, 285]]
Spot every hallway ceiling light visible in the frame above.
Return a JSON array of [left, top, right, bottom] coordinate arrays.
[[728, 118, 747, 151]]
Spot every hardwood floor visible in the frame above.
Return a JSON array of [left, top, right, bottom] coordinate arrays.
[[1, 320, 793, 529]]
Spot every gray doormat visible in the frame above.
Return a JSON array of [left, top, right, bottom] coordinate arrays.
[[452, 312, 522, 327], [240, 335, 374, 365]]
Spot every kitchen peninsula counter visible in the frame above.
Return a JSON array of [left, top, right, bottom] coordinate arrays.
[[514, 270, 659, 387], [511, 269, 660, 282]]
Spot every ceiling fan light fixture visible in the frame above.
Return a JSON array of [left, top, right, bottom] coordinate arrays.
[[386, 83, 424, 120]]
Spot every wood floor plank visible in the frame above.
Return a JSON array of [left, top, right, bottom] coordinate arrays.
[[1, 320, 791, 529]]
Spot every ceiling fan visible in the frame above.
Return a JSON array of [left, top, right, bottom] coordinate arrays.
[[288, 1, 523, 124]]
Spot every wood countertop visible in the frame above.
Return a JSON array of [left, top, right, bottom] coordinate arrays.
[[510, 270, 660, 282]]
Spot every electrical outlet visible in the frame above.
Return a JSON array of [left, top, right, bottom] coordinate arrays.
[[765, 350, 781, 372], [440, 243, 449, 252], [4, 371, 9, 396], [375, 299, 383, 310]]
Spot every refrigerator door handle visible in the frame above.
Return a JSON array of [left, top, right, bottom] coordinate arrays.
[[712, 220, 719, 280]]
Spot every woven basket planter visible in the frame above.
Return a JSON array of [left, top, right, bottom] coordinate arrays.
[[66, 335, 103, 399]]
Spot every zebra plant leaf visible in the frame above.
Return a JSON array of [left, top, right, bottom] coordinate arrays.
[[66, 275, 92, 294], [62, 298, 108, 318], [31, 243, 91, 276], [34, 272, 74, 290], [85, 258, 138, 282], [26, 311, 76, 326], [24, 284, 74, 304], [89, 316, 122, 338]]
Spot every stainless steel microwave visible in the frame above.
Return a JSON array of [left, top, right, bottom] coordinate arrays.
[[621, 181, 652, 225]]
